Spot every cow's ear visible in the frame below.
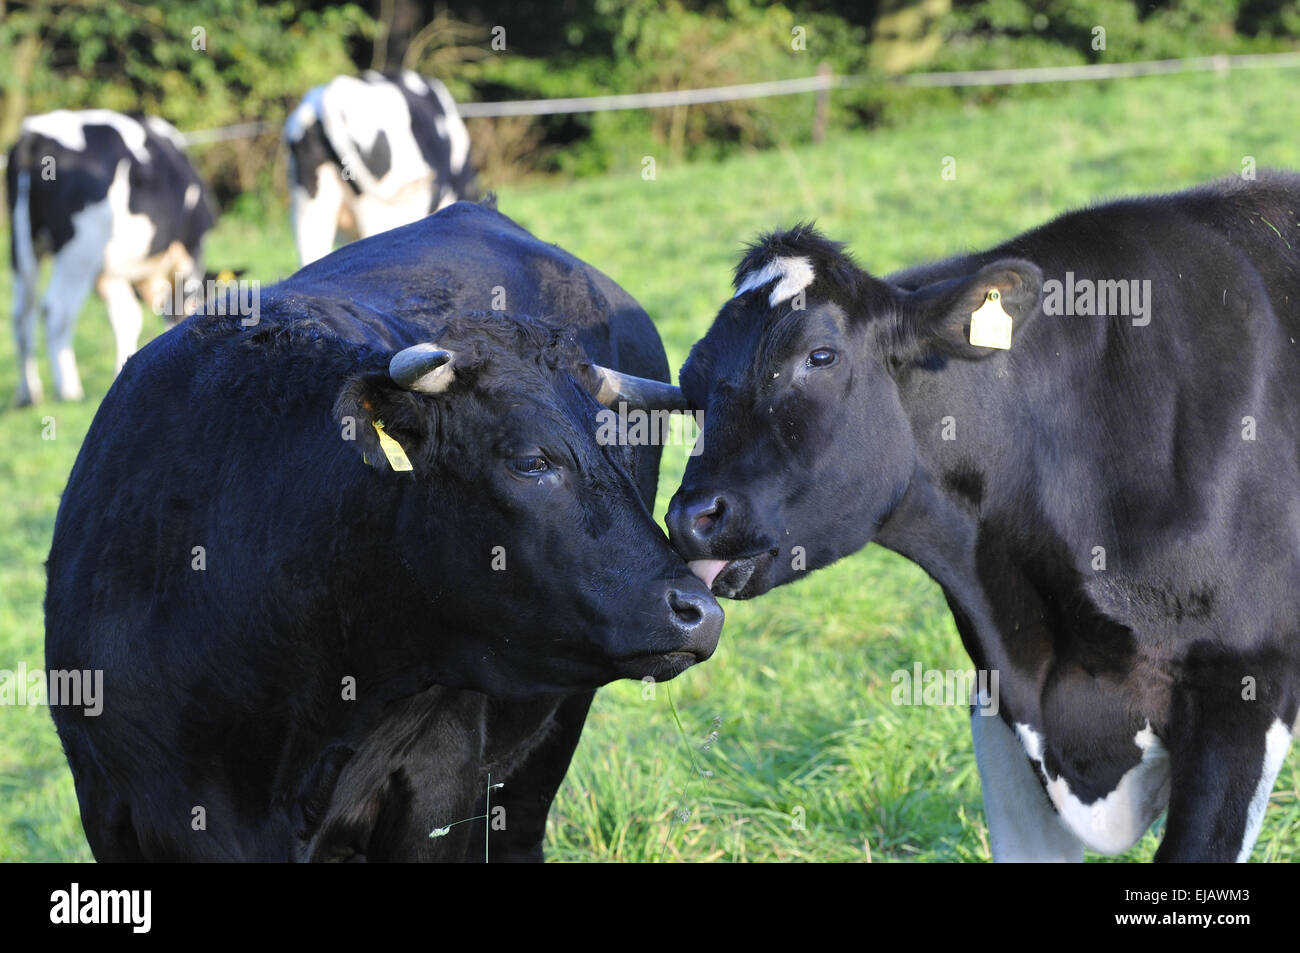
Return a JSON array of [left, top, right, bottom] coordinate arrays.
[[899, 259, 1042, 360], [333, 373, 433, 473]]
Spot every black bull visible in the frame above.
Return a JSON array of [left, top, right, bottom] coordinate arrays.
[[45, 200, 721, 861]]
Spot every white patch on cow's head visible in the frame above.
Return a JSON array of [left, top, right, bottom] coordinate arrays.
[[733, 256, 815, 309], [21, 110, 152, 164]]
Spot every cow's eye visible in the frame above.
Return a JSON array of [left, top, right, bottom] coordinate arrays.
[[510, 455, 551, 477], [807, 348, 837, 368]]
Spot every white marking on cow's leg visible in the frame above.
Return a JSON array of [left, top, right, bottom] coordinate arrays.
[[733, 256, 815, 308], [1236, 718, 1292, 862], [292, 168, 345, 266], [11, 170, 44, 405], [100, 278, 143, 373], [970, 704, 1083, 862], [44, 192, 113, 401], [1015, 722, 1170, 855]]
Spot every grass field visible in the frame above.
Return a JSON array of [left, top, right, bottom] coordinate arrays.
[[3, 66, 1299, 862]]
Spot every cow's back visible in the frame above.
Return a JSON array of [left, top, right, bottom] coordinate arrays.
[[272, 200, 669, 381]]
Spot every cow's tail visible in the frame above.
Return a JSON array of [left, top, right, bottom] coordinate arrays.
[[8, 142, 38, 282]]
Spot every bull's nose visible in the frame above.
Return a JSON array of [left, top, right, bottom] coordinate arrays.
[[666, 585, 723, 660], [666, 493, 730, 553]]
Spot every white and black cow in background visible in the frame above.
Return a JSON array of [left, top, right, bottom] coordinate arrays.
[[285, 70, 477, 266], [7, 109, 216, 405]]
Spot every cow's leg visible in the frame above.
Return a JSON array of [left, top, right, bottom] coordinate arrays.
[[291, 166, 345, 266], [11, 169, 44, 405], [1155, 667, 1294, 862], [971, 706, 1084, 862], [12, 257, 42, 406], [467, 691, 595, 863], [43, 217, 109, 401], [99, 277, 144, 373]]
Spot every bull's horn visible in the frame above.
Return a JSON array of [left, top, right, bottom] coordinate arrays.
[[390, 344, 455, 393], [583, 363, 689, 411]]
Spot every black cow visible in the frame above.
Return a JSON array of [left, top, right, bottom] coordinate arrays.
[[7, 109, 216, 405], [285, 70, 478, 266], [46, 199, 721, 862], [667, 172, 1300, 862]]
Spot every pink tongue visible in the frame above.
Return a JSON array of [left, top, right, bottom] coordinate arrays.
[[688, 559, 729, 591]]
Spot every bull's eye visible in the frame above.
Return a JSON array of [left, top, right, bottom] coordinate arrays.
[[807, 348, 837, 368], [510, 455, 551, 477]]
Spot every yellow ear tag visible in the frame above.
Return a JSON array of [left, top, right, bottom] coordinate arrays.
[[372, 420, 413, 472], [968, 288, 1013, 350]]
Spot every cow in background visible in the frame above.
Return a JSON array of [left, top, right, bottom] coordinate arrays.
[[7, 109, 216, 405], [285, 70, 478, 266]]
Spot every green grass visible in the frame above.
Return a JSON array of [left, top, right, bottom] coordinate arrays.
[[3, 66, 1299, 862]]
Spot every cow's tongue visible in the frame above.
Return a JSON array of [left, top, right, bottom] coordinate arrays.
[[687, 559, 729, 591]]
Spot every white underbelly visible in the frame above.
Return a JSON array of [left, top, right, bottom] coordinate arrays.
[[1016, 722, 1170, 854]]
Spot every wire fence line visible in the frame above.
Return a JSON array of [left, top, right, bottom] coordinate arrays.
[[2, 50, 1297, 167], [174, 49, 1299, 143], [889, 50, 1300, 88]]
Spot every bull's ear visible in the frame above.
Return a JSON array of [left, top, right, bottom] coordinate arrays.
[[900, 259, 1042, 360], [333, 373, 433, 473]]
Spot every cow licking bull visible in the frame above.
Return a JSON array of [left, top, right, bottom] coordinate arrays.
[[7, 109, 217, 405], [668, 172, 1300, 862], [46, 199, 721, 861], [285, 70, 478, 266]]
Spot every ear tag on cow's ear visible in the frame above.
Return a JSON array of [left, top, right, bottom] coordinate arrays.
[[372, 420, 413, 472], [968, 288, 1013, 350]]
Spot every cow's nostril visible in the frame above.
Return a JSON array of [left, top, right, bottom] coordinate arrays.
[[668, 589, 704, 626], [690, 496, 726, 538]]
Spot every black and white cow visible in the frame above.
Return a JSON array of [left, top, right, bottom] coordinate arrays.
[[285, 70, 477, 266], [667, 173, 1300, 861], [7, 109, 216, 405], [46, 199, 720, 861]]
